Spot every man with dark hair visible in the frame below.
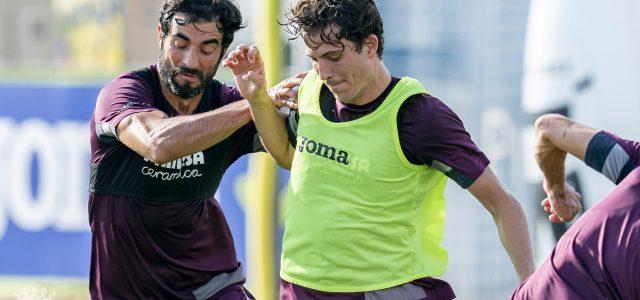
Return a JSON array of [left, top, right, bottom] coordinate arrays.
[[511, 114, 640, 299], [89, 0, 296, 298], [224, 0, 535, 298]]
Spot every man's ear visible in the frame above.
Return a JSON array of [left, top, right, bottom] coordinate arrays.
[[364, 34, 379, 58], [157, 24, 164, 49]]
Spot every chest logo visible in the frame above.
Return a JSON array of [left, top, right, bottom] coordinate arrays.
[[297, 136, 370, 173], [140, 151, 205, 181]]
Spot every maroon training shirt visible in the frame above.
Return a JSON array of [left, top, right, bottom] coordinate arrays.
[[89, 65, 259, 299], [512, 132, 640, 299]]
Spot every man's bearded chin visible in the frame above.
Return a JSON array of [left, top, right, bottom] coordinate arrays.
[[158, 55, 219, 100]]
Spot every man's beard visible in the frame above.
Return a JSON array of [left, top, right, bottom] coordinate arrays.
[[157, 54, 219, 99]]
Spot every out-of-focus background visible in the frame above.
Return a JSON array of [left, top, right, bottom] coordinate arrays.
[[0, 0, 639, 299]]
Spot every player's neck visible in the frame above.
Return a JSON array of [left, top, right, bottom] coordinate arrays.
[[349, 62, 391, 106], [160, 84, 203, 116]]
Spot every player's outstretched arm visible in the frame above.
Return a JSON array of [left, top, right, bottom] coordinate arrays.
[[117, 101, 252, 164], [534, 113, 597, 164], [468, 167, 535, 283], [534, 114, 597, 222], [223, 44, 296, 169]]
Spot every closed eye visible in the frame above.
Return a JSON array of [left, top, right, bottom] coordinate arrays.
[[201, 46, 215, 55], [175, 40, 188, 49], [327, 55, 341, 62]]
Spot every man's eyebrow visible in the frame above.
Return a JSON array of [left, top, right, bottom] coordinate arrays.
[[173, 33, 220, 46], [173, 32, 190, 41], [307, 49, 343, 60], [321, 50, 343, 57], [201, 37, 220, 45]]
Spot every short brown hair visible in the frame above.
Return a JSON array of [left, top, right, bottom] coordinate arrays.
[[282, 0, 385, 57]]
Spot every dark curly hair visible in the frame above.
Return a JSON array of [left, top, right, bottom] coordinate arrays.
[[282, 0, 385, 58], [159, 0, 245, 50]]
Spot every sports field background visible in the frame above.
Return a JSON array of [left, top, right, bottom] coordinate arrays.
[[1, 0, 638, 299]]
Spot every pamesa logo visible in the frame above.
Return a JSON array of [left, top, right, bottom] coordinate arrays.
[[141, 151, 206, 181]]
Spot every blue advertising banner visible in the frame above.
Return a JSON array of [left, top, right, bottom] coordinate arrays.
[[0, 84, 253, 278]]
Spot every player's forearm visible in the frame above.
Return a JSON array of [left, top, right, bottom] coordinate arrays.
[[534, 114, 600, 196], [247, 93, 294, 169], [534, 114, 573, 195], [469, 169, 535, 281], [492, 195, 536, 282], [148, 100, 252, 163], [535, 140, 567, 196]]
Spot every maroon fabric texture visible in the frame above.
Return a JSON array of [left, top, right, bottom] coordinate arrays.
[[512, 168, 640, 299], [89, 66, 254, 299]]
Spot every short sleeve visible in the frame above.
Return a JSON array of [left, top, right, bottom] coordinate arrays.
[[398, 94, 490, 188], [584, 131, 640, 184], [94, 72, 159, 143], [219, 83, 244, 106]]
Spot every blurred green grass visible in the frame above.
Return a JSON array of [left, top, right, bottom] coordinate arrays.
[[0, 277, 88, 299]]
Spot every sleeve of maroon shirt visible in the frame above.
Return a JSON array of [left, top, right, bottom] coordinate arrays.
[[398, 94, 490, 189], [218, 82, 244, 106], [584, 131, 640, 184], [93, 72, 159, 143]]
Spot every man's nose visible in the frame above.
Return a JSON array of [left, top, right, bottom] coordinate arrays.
[[182, 48, 199, 69], [315, 60, 333, 81]]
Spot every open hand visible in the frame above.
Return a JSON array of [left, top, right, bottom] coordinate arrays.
[[222, 44, 267, 101], [268, 72, 307, 110]]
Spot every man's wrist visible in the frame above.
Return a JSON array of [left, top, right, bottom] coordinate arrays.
[[248, 91, 274, 107], [546, 182, 566, 197]]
